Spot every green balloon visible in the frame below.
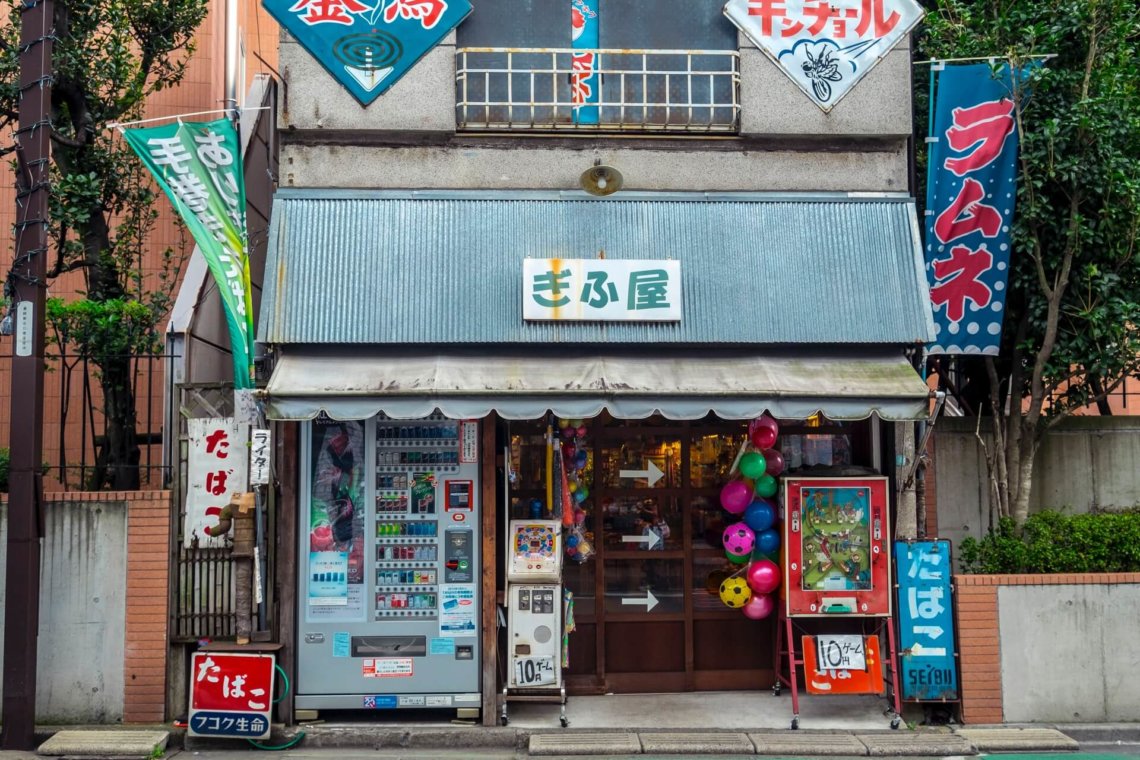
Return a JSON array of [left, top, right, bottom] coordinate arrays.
[[739, 451, 767, 480], [726, 550, 749, 565], [754, 474, 778, 498]]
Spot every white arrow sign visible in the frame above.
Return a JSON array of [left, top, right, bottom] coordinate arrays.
[[913, 625, 945, 640], [621, 590, 659, 612], [911, 645, 947, 657], [621, 528, 662, 550], [619, 460, 665, 487]]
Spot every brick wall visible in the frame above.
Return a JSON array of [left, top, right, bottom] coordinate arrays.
[[954, 573, 1140, 724], [122, 491, 173, 723]]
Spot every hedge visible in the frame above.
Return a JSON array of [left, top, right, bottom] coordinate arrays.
[[959, 509, 1140, 574]]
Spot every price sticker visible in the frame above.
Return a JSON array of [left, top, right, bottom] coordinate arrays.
[[513, 655, 556, 686]]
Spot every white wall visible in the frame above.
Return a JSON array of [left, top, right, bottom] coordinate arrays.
[[0, 500, 127, 722], [999, 583, 1140, 722]]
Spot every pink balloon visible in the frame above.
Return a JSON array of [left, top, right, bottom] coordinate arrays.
[[749, 415, 779, 449], [762, 448, 785, 477], [741, 593, 776, 620], [720, 480, 753, 514], [746, 558, 781, 594]]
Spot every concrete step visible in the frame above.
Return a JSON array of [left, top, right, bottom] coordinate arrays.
[[37, 730, 169, 759]]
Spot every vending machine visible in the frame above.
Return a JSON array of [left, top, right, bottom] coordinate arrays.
[[505, 521, 563, 690], [296, 415, 482, 715]]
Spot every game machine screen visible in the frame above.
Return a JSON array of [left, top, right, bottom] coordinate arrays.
[[783, 477, 891, 617], [507, 520, 562, 583]]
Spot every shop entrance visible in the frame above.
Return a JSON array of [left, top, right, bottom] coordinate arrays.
[[508, 415, 865, 694]]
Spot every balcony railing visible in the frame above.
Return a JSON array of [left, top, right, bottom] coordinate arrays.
[[456, 47, 740, 133]]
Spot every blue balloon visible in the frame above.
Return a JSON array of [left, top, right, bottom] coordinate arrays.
[[743, 499, 776, 533], [756, 528, 781, 555]]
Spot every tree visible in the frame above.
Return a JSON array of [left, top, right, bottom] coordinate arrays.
[[0, 0, 209, 489], [917, 0, 1140, 523]]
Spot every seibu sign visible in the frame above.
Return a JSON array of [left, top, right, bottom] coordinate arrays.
[[523, 259, 682, 322]]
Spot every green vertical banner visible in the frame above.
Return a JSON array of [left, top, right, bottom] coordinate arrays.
[[123, 118, 254, 388]]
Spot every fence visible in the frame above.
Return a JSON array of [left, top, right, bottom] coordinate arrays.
[[41, 350, 177, 492], [171, 383, 238, 642]]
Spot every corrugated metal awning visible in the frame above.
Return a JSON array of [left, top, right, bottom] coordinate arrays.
[[264, 347, 931, 421], [259, 190, 935, 346]]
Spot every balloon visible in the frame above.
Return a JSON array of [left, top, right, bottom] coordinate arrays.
[[575, 484, 589, 501], [754, 474, 778, 499], [558, 419, 570, 429], [719, 577, 752, 609], [568, 481, 578, 493], [739, 451, 766, 480], [720, 480, 752, 514], [726, 550, 749, 564], [566, 534, 579, 548], [576, 426, 588, 438], [749, 415, 779, 449], [762, 448, 785, 477], [574, 509, 587, 524], [741, 593, 776, 620], [562, 427, 576, 439], [569, 419, 583, 428], [756, 528, 781, 556], [573, 490, 587, 503], [566, 546, 578, 556], [575, 450, 589, 466], [746, 558, 781, 594], [722, 522, 756, 557], [743, 500, 776, 533]]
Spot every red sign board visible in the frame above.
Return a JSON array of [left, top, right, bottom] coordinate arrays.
[[189, 652, 275, 739], [802, 635, 884, 694]]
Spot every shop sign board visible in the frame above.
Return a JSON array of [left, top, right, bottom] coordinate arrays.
[[262, 0, 474, 106], [189, 652, 274, 739], [523, 259, 682, 322], [723, 0, 924, 112], [185, 417, 250, 547], [895, 540, 959, 701], [802, 634, 883, 694]]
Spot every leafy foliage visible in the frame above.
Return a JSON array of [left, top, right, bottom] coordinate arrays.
[[0, 0, 209, 489], [0, 447, 8, 492], [917, 0, 1140, 522], [959, 509, 1140, 573]]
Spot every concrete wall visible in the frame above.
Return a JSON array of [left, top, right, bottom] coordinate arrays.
[[955, 573, 1140, 724], [932, 417, 1140, 549], [277, 28, 912, 193], [0, 491, 171, 723]]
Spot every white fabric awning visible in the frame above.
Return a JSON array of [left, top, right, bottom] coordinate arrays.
[[264, 348, 931, 422]]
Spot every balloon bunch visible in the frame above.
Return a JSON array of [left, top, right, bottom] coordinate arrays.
[[717, 414, 785, 620], [558, 418, 595, 563]]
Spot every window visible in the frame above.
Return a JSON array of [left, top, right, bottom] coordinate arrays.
[[455, 0, 740, 132]]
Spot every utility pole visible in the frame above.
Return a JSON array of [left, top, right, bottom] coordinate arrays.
[[1, 0, 52, 749]]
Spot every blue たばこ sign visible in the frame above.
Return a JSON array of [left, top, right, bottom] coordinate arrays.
[[895, 540, 959, 701], [263, 0, 473, 106]]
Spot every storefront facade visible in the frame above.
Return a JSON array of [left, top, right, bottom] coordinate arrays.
[[259, 0, 932, 725]]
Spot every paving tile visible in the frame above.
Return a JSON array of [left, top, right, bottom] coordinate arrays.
[[751, 730, 869, 755], [639, 732, 753, 754], [856, 731, 977, 756], [955, 727, 1079, 752], [530, 731, 641, 756], [37, 730, 169, 758]]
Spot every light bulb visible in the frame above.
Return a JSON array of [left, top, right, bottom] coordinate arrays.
[[596, 176, 607, 189]]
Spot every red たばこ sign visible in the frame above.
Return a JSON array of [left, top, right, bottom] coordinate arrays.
[[189, 652, 275, 739]]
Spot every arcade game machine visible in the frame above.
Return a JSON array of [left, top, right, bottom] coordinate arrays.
[[776, 476, 902, 729], [296, 416, 482, 718]]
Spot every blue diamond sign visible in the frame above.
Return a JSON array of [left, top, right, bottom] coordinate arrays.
[[264, 0, 473, 106]]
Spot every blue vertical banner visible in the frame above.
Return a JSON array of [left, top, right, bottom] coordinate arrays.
[[895, 540, 959, 701], [571, 0, 600, 124], [924, 63, 1024, 355]]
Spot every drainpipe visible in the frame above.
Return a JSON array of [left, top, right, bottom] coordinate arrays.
[[224, 0, 239, 122]]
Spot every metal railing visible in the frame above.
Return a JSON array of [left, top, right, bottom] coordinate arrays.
[[456, 47, 740, 132], [41, 351, 176, 491]]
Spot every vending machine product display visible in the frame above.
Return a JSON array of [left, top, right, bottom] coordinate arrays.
[[297, 415, 481, 713]]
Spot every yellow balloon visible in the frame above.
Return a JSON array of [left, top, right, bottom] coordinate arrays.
[[718, 578, 753, 609]]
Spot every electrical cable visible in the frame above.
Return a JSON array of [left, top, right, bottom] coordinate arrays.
[[244, 663, 305, 750]]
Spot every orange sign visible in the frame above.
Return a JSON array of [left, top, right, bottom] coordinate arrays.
[[802, 635, 884, 695]]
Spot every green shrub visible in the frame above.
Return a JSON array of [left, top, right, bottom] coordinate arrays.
[[959, 509, 1140, 574], [0, 447, 8, 492]]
